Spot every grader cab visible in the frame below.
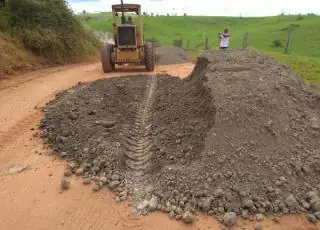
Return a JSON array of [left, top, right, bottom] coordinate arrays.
[[101, 3, 155, 72]]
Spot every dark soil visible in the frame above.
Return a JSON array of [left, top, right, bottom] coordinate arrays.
[[155, 46, 191, 65], [40, 49, 320, 223]]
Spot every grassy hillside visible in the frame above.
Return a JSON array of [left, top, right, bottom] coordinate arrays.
[[79, 13, 320, 84], [0, 0, 100, 76]]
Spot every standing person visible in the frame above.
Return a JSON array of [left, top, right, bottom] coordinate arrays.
[[218, 28, 230, 49], [125, 16, 134, 25]]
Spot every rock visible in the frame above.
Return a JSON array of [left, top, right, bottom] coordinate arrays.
[[306, 214, 317, 223], [175, 207, 183, 215], [243, 199, 254, 208], [92, 184, 100, 192], [149, 196, 158, 211], [218, 206, 225, 214], [103, 120, 116, 128], [75, 168, 84, 176], [61, 177, 70, 190], [256, 214, 264, 221], [137, 200, 149, 211], [69, 112, 78, 120], [266, 186, 274, 193], [241, 210, 249, 219], [272, 217, 280, 223], [314, 212, 320, 220], [301, 200, 310, 210], [64, 169, 72, 177], [88, 110, 96, 115], [239, 191, 247, 197], [60, 152, 67, 157], [223, 212, 237, 226], [285, 194, 299, 208], [182, 211, 194, 224], [69, 161, 79, 169], [169, 211, 175, 220], [93, 166, 100, 172], [100, 176, 107, 184], [255, 223, 263, 230], [312, 201, 320, 212], [108, 180, 120, 190], [307, 191, 319, 199], [202, 197, 212, 211], [111, 174, 120, 181], [214, 189, 224, 198], [83, 178, 91, 185], [175, 214, 182, 220]]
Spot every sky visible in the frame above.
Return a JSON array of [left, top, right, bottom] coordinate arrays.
[[67, 0, 320, 16]]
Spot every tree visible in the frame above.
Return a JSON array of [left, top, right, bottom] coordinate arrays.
[[143, 12, 148, 16], [150, 12, 154, 17], [82, 10, 86, 14], [183, 13, 187, 16]]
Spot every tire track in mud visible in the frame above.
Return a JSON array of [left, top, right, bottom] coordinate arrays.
[[124, 75, 156, 172], [123, 75, 157, 203]]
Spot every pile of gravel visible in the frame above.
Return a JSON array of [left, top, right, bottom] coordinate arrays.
[[155, 46, 191, 65], [40, 49, 320, 224]]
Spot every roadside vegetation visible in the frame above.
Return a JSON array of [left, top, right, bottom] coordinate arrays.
[[0, 0, 100, 76], [79, 13, 320, 84]]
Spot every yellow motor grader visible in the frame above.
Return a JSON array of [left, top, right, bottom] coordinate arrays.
[[100, 1, 155, 72]]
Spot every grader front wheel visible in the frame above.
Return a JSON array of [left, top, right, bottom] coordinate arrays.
[[144, 42, 155, 72], [101, 43, 115, 73]]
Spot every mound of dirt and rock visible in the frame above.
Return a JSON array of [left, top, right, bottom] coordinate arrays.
[[40, 49, 320, 225], [155, 46, 191, 65]]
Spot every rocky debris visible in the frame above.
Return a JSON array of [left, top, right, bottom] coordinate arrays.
[[256, 214, 264, 221], [285, 195, 299, 208], [108, 181, 120, 190], [61, 177, 70, 190], [75, 168, 84, 176], [60, 152, 67, 157], [169, 211, 175, 220], [241, 210, 249, 219], [272, 216, 280, 223], [148, 196, 158, 211], [83, 178, 91, 185], [182, 211, 194, 224], [92, 184, 101, 192], [255, 223, 263, 230], [214, 189, 224, 198], [314, 212, 320, 220], [311, 200, 320, 212], [64, 169, 72, 177], [306, 214, 317, 223], [223, 212, 237, 226], [40, 49, 320, 221]]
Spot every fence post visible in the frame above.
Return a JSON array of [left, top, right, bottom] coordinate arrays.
[[284, 30, 292, 54], [204, 37, 209, 50], [242, 32, 248, 49]]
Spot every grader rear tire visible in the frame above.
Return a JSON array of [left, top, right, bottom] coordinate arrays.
[[144, 42, 155, 71], [101, 43, 115, 73]]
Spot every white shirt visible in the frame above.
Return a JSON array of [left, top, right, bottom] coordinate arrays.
[[220, 35, 230, 48]]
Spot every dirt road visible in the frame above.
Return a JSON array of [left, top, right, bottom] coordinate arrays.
[[0, 63, 319, 230]]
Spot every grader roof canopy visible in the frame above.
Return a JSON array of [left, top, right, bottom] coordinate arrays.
[[112, 4, 141, 14]]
